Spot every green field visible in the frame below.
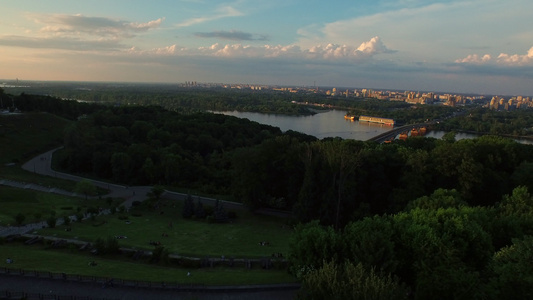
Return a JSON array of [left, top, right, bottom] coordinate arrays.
[[0, 243, 296, 285], [0, 111, 296, 285], [0, 186, 120, 226], [34, 198, 293, 258]]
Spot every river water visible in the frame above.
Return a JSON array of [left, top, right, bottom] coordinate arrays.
[[217, 110, 392, 140], [215, 110, 533, 144]]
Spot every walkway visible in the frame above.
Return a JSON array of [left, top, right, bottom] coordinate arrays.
[[1, 147, 290, 237], [0, 148, 300, 299], [0, 273, 297, 300]]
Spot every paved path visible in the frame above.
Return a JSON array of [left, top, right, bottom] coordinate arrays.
[[1, 148, 300, 299], [1, 147, 289, 237], [0, 273, 297, 300]]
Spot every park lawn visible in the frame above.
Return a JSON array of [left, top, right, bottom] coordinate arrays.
[[34, 199, 294, 258], [0, 243, 297, 285], [0, 186, 118, 226]]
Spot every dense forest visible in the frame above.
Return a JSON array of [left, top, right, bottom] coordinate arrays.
[[291, 186, 533, 299], [7, 90, 533, 298], [4, 83, 461, 124], [434, 107, 533, 137], [12, 92, 533, 223]]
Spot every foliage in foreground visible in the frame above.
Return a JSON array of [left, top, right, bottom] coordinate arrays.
[[290, 186, 533, 299], [298, 260, 406, 300]]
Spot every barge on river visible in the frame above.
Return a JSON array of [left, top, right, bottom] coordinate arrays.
[[359, 115, 395, 126]]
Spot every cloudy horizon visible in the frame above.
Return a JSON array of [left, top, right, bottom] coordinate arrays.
[[1, 0, 532, 95]]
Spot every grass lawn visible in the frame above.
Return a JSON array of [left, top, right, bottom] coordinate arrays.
[[0, 186, 120, 226], [0, 243, 297, 285], [34, 198, 294, 258]]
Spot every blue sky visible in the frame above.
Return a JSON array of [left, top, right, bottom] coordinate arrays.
[[1, 0, 532, 95]]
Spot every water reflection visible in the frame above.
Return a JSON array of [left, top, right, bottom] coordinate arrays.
[[215, 110, 533, 144], [216, 110, 393, 140]]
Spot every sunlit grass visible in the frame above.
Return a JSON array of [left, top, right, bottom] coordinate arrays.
[[34, 199, 293, 258]]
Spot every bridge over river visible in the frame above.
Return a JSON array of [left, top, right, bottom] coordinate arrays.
[[367, 123, 429, 143]]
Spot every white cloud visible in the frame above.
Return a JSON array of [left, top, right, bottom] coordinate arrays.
[[31, 14, 164, 38], [456, 47, 533, 66], [0, 14, 164, 52], [356, 36, 393, 54], [296, 0, 533, 66], [131, 36, 394, 62], [175, 5, 243, 28], [455, 54, 492, 64]]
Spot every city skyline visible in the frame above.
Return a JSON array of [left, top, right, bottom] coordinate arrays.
[[1, 0, 532, 95]]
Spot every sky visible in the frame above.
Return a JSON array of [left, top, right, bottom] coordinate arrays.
[[1, 0, 532, 95]]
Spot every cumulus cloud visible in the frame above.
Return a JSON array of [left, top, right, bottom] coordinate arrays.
[[194, 30, 268, 41], [455, 46, 533, 66], [356, 36, 394, 54], [455, 54, 492, 64], [138, 36, 394, 61]]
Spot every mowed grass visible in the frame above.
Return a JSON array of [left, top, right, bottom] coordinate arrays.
[[35, 198, 294, 258], [0, 243, 297, 285], [0, 186, 117, 226]]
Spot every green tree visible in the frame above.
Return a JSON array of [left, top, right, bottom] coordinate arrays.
[[342, 216, 398, 274], [319, 139, 362, 229], [213, 199, 228, 223], [195, 200, 206, 219], [74, 179, 97, 200], [63, 215, 71, 227], [406, 188, 466, 211], [46, 216, 57, 228], [511, 162, 533, 193], [489, 236, 533, 299], [14, 212, 25, 226], [148, 185, 165, 201], [299, 260, 406, 300], [182, 194, 194, 218], [288, 220, 339, 277]]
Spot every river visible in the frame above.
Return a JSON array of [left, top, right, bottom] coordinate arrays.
[[215, 110, 533, 144], [216, 110, 393, 140]]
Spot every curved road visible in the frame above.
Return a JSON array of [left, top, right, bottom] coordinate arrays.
[[20, 147, 248, 211], [21, 147, 153, 208], [1, 148, 299, 299]]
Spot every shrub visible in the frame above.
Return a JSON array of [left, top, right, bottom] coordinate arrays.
[[46, 216, 57, 228], [180, 258, 201, 268], [228, 211, 237, 219], [14, 212, 26, 226], [33, 212, 42, 221], [75, 213, 84, 222], [93, 236, 121, 255], [151, 246, 170, 265], [204, 206, 214, 216]]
